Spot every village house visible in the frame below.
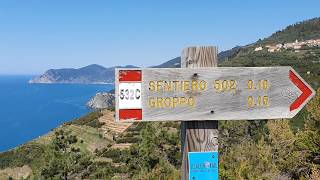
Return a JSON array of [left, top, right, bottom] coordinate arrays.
[[294, 45, 302, 50], [254, 46, 263, 51], [256, 38, 320, 53], [306, 39, 316, 45], [276, 44, 283, 49], [284, 43, 294, 49], [267, 46, 278, 52]]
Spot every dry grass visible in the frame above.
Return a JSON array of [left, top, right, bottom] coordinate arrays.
[[0, 165, 32, 179]]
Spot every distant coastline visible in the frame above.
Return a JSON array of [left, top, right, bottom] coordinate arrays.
[[28, 58, 182, 85], [29, 64, 139, 84], [0, 76, 113, 152]]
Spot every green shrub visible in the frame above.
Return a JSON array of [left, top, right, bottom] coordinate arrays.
[[101, 149, 121, 159], [0, 143, 45, 169], [69, 111, 103, 127], [116, 137, 141, 144]]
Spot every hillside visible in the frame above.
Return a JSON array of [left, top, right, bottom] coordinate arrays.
[[29, 57, 182, 84], [151, 57, 181, 68], [221, 18, 320, 90], [1, 18, 320, 179], [258, 17, 320, 45], [0, 109, 181, 179], [29, 64, 138, 84], [218, 46, 242, 62], [221, 46, 320, 88], [29, 49, 243, 84]]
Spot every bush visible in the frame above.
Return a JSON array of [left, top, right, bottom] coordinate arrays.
[[69, 111, 103, 127], [0, 143, 45, 169], [116, 137, 141, 144], [101, 149, 121, 159]]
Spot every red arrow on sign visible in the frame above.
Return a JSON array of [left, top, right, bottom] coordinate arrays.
[[289, 70, 315, 111]]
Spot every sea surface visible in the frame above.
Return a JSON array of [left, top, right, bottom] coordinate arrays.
[[0, 75, 113, 152]]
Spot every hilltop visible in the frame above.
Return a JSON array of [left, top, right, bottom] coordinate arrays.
[[258, 17, 320, 45], [221, 18, 320, 89]]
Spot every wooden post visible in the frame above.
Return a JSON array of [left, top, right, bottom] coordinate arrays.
[[181, 46, 219, 180]]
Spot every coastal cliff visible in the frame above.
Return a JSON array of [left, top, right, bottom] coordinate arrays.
[[87, 92, 115, 110]]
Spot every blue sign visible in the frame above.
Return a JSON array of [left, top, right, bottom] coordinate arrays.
[[188, 151, 219, 180]]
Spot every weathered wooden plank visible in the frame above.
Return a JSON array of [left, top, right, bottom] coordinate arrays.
[[115, 66, 315, 122], [181, 46, 219, 180]]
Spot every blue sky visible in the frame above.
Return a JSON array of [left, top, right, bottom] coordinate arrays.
[[0, 0, 319, 74]]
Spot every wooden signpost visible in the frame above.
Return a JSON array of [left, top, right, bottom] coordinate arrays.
[[114, 46, 316, 180], [115, 67, 315, 122], [180, 46, 219, 180]]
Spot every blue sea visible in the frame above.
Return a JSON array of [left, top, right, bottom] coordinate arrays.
[[0, 75, 113, 152]]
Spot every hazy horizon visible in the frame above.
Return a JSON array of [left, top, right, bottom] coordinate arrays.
[[1, 0, 320, 74]]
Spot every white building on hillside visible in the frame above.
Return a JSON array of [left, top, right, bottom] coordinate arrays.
[[276, 44, 283, 49], [254, 46, 263, 51], [294, 45, 302, 50]]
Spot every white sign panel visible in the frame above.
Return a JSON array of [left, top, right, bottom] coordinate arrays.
[[118, 82, 142, 109]]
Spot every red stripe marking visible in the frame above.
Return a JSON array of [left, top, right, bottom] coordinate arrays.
[[119, 109, 142, 120], [289, 70, 313, 111], [119, 70, 141, 82]]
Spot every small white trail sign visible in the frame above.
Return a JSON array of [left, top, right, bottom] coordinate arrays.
[[115, 67, 315, 122]]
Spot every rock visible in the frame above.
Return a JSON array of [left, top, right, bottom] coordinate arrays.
[[87, 93, 115, 109]]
